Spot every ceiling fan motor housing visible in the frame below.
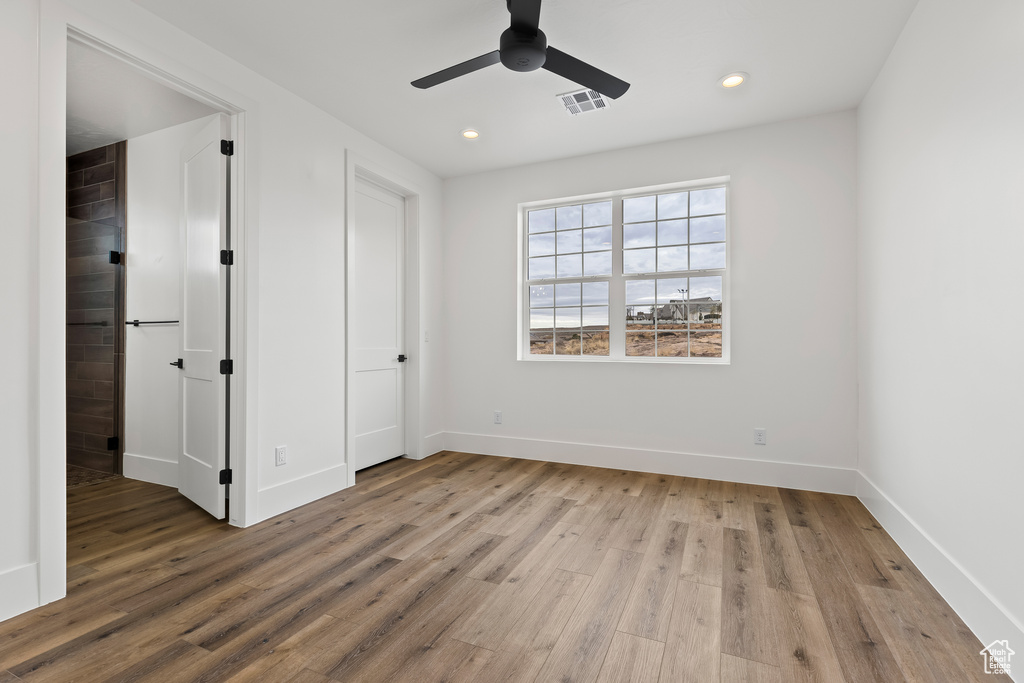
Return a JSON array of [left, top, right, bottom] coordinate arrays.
[[500, 27, 547, 72]]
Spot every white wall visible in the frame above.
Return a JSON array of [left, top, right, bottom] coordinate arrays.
[[0, 0, 42, 623], [858, 0, 1024, 652], [124, 115, 217, 486], [441, 111, 859, 491]]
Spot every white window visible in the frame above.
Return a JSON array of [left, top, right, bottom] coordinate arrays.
[[521, 180, 728, 362]]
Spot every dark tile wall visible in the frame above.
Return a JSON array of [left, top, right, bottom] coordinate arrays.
[[67, 142, 126, 473]]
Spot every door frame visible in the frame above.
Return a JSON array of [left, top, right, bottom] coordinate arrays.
[[344, 152, 423, 488], [38, 2, 256, 606]]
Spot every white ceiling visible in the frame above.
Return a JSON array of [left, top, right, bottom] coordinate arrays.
[[129, 0, 918, 178], [67, 40, 219, 156]]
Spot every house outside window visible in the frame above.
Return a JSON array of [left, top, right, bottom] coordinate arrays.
[[521, 179, 729, 363]]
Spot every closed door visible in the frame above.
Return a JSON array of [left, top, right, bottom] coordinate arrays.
[[352, 177, 405, 471], [178, 114, 229, 518]]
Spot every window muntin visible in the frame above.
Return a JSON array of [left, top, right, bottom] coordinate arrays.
[[529, 281, 610, 356], [524, 182, 727, 362], [624, 276, 723, 358], [622, 188, 726, 274], [528, 200, 612, 281]]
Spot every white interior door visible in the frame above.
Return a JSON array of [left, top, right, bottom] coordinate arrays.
[[178, 114, 229, 518], [352, 177, 406, 471]]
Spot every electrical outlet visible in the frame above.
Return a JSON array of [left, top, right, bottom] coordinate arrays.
[[494, 410, 502, 424], [275, 445, 288, 466], [754, 428, 767, 446]]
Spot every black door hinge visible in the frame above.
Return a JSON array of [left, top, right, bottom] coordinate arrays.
[[221, 140, 234, 156], [220, 359, 234, 375], [220, 249, 234, 266], [107, 436, 119, 451], [109, 251, 122, 265], [219, 468, 232, 485]]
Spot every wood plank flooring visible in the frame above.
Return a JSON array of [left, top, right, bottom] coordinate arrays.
[[0, 452, 1004, 682]]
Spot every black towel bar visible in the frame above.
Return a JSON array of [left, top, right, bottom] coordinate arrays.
[[126, 320, 179, 327]]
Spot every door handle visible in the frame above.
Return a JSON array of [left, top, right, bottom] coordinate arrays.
[[170, 358, 184, 369], [397, 354, 407, 363]]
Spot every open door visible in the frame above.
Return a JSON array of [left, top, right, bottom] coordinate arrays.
[[177, 114, 231, 518]]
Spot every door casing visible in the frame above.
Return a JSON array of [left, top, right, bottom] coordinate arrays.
[[37, 8, 254, 608], [344, 152, 423, 488]]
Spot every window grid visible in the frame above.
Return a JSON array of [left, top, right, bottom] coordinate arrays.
[[524, 183, 727, 362], [621, 189, 727, 275], [528, 281, 611, 357], [624, 276, 724, 358], [528, 201, 613, 281]]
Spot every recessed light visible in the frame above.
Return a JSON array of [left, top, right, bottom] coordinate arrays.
[[720, 72, 748, 88], [461, 128, 480, 139]]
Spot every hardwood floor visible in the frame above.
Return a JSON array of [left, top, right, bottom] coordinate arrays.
[[0, 452, 1004, 682]]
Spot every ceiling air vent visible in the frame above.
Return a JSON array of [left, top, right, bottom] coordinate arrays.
[[558, 89, 609, 116]]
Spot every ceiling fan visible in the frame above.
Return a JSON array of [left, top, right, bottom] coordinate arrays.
[[411, 0, 630, 99]]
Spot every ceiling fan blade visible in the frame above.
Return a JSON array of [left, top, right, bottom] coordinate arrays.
[[542, 46, 630, 99], [508, 0, 542, 33], [411, 50, 501, 89]]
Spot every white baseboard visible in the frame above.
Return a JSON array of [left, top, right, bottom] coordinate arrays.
[[123, 452, 178, 487], [857, 473, 1024, 673], [419, 432, 445, 460], [0, 563, 39, 622], [442, 432, 858, 494], [256, 463, 348, 523]]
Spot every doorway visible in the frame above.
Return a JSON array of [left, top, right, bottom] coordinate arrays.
[[63, 35, 224, 485], [62, 34, 242, 519], [36, 15, 252, 608]]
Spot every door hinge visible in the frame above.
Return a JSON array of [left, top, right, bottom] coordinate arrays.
[[220, 359, 234, 375], [107, 436, 119, 451], [221, 140, 234, 156], [109, 250, 122, 265], [219, 468, 232, 485], [220, 249, 234, 266]]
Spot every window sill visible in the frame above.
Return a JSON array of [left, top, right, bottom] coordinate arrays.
[[518, 355, 730, 365]]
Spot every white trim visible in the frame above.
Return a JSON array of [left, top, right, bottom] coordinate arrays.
[[344, 151, 425, 486], [256, 464, 347, 522], [442, 432, 857, 494], [0, 563, 40, 623], [38, 0, 70, 610], [123, 453, 177, 488], [67, 29, 238, 114], [856, 472, 1024, 662], [419, 432, 445, 460], [517, 176, 732, 211]]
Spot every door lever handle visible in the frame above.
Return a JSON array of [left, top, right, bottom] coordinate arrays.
[[397, 354, 407, 363], [170, 358, 184, 369]]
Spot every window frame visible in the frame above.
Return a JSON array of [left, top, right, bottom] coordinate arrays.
[[518, 177, 731, 364]]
